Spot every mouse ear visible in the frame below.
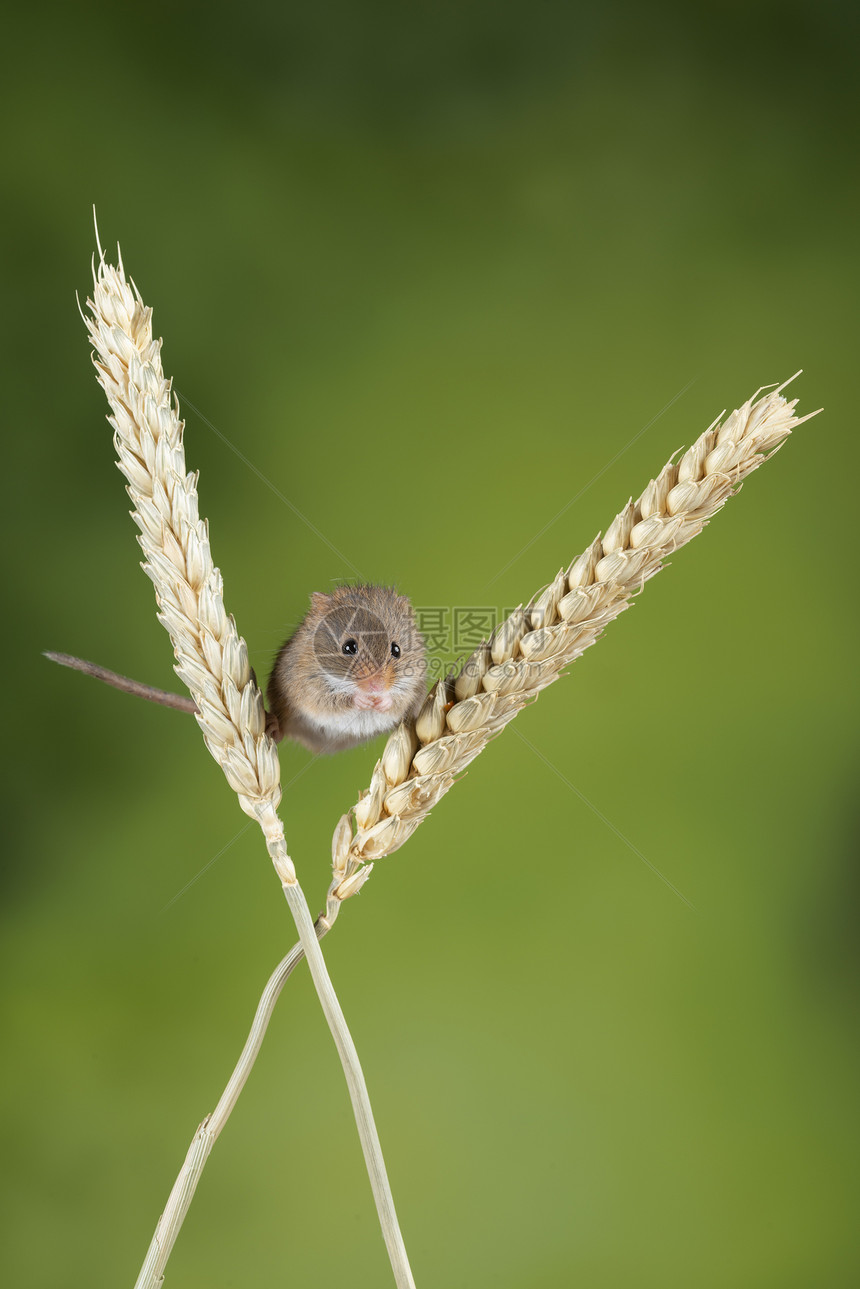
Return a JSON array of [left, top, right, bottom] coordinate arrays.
[[310, 592, 332, 613]]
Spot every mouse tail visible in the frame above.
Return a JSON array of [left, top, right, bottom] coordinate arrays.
[[43, 651, 198, 715]]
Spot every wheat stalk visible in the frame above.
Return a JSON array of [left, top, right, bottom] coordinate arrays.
[[332, 380, 819, 879], [83, 241, 412, 1289], [82, 233, 817, 1289], [140, 375, 817, 1286]]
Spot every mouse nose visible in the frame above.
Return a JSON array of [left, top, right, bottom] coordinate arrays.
[[353, 671, 394, 712]]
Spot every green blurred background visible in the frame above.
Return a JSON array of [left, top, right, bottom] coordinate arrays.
[[2, 2, 858, 1285]]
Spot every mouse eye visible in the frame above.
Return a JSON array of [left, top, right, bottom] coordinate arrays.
[[390, 642, 401, 659], [342, 639, 358, 656]]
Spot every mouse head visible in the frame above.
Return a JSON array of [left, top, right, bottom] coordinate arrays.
[[310, 585, 426, 714]]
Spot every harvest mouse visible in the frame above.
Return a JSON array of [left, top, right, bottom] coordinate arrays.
[[266, 584, 427, 752], [47, 583, 427, 755]]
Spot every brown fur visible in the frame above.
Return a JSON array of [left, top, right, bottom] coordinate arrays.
[[266, 584, 427, 753]]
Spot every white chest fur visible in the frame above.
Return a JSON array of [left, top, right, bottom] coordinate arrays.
[[305, 706, 397, 743]]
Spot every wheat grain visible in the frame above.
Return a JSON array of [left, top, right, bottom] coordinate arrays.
[[83, 248, 291, 877], [333, 380, 819, 876]]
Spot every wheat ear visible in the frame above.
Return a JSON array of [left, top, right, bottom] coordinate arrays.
[[333, 380, 819, 875], [83, 244, 414, 1289]]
